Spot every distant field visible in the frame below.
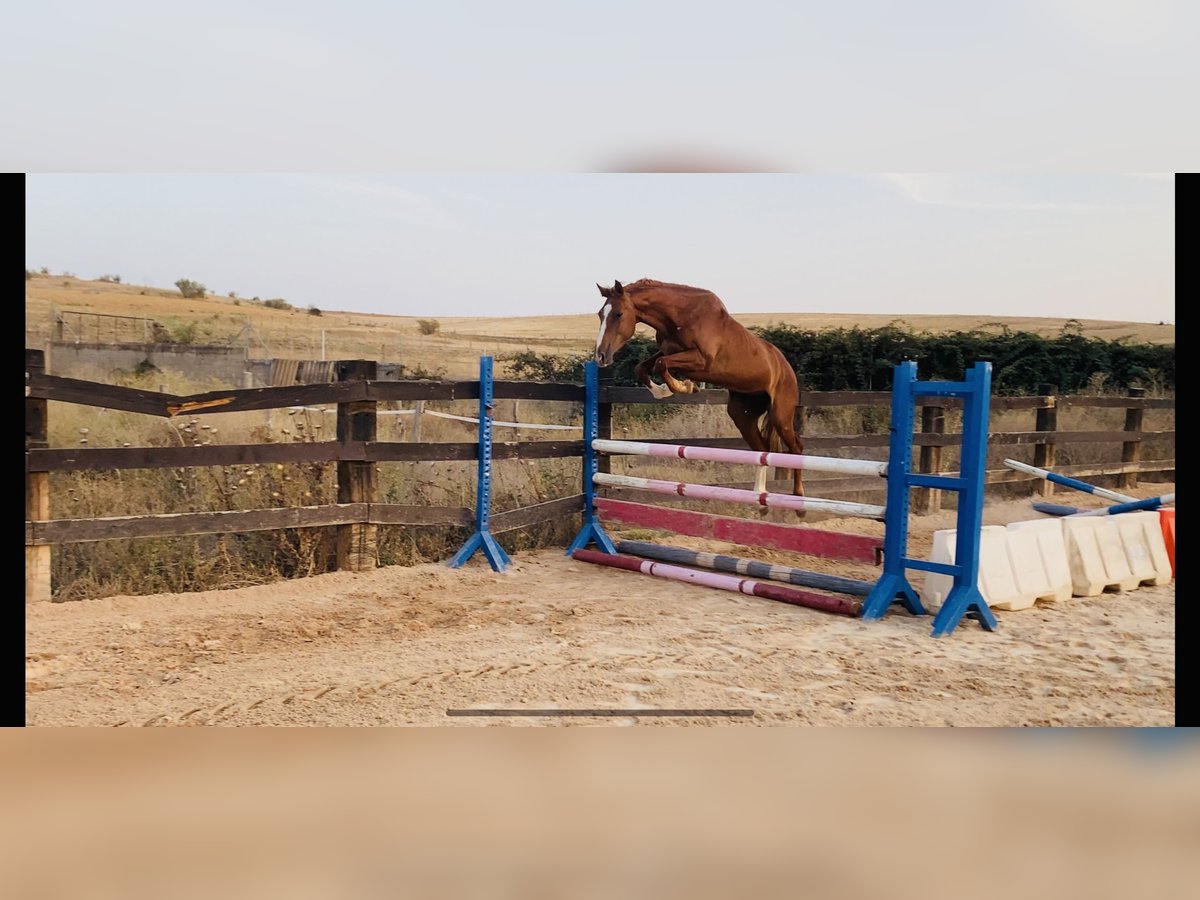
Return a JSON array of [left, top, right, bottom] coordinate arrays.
[[25, 274, 1176, 379]]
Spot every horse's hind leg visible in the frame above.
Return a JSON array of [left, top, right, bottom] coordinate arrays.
[[727, 392, 773, 506]]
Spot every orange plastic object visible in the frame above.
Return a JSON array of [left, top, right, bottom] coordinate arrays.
[[1159, 508, 1175, 577]]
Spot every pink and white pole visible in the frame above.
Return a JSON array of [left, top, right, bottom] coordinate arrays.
[[592, 472, 887, 520], [592, 439, 887, 478]]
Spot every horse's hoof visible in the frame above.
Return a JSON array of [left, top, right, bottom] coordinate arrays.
[[793, 508, 807, 522]]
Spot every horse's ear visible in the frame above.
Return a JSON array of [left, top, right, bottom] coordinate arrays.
[[612, 280, 624, 294], [596, 283, 610, 298]]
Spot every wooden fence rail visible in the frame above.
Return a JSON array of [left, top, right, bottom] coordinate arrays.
[[25, 349, 1174, 601]]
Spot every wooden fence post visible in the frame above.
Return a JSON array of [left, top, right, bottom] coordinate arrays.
[[1121, 387, 1146, 490], [914, 402, 945, 514], [1033, 384, 1058, 498], [336, 360, 377, 571], [597, 367, 613, 475], [26, 349, 51, 603], [411, 400, 424, 442]]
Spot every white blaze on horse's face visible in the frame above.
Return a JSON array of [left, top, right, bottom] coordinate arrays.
[[595, 302, 612, 364]]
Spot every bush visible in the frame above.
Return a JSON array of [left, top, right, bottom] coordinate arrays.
[[25, 269, 32, 281], [263, 298, 292, 311], [98, 274, 121, 283], [417, 319, 440, 335], [175, 279, 207, 299], [307, 305, 322, 316]]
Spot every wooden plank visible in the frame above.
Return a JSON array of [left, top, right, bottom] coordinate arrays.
[[167, 381, 365, 417], [601, 386, 728, 405], [594, 498, 881, 563], [369, 381, 479, 402], [28, 430, 1172, 474], [988, 430, 1172, 445], [1058, 396, 1175, 409], [490, 494, 585, 533], [368, 505, 474, 526], [368, 442, 478, 462], [28, 442, 362, 472], [27, 504, 367, 545], [493, 381, 586, 401], [28, 372, 174, 417], [369, 441, 586, 462], [800, 391, 893, 407], [494, 441, 587, 460]]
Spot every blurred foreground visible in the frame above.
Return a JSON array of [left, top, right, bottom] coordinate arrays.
[[2, 729, 1196, 899]]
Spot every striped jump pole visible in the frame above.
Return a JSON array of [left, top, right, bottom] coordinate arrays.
[[593, 472, 887, 520], [1003, 459, 1138, 504], [1033, 494, 1176, 518], [572, 549, 861, 617], [592, 439, 887, 477], [1069, 493, 1175, 517], [615, 540, 873, 596]]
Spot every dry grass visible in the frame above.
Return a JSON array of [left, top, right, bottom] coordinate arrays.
[[26, 274, 1176, 380]]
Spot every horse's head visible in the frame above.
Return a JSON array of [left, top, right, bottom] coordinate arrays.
[[594, 280, 637, 367]]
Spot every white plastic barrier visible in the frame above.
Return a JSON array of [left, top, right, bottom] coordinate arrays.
[[1005, 518, 1073, 604], [926, 513, 1169, 611], [1115, 510, 1173, 587], [924, 526, 1040, 612], [1062, 517, 1140, 595]]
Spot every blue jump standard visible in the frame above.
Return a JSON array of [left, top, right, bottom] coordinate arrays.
[[857, 361, 997, 636], [447, 356, 512, 572], [565, 359, 616, 556]]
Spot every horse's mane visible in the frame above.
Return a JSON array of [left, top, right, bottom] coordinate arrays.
[[625, 278, 712, 296]]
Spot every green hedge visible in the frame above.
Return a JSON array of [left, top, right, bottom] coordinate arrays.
[[503, 323, 1173, 396]]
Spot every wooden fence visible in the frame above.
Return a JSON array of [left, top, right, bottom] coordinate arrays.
[[24, 349, 1175, 601]]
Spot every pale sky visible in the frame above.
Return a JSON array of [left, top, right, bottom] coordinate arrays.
[[25, 174, 1174, 323]]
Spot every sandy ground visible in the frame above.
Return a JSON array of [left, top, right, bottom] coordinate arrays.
[[26, 491, 1174, 727]]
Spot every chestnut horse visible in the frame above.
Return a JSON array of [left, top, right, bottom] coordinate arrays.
[[594, 278, 806, 510]]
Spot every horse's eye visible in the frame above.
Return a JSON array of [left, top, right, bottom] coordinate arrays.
[[612, 312, 622, 319]]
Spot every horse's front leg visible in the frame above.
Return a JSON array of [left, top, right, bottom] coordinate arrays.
[[635, 353, 673, 400], [653, 350, 709, 395]]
